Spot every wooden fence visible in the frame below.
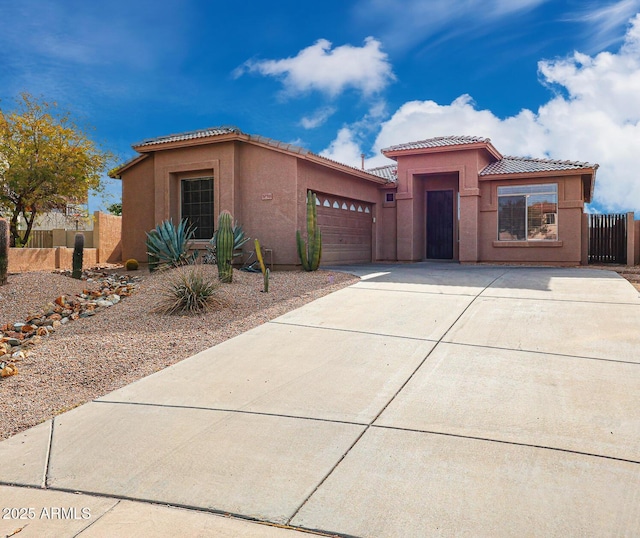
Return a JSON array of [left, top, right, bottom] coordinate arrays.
[[27, 230, 54, 248], [588, 213, 627, 264]]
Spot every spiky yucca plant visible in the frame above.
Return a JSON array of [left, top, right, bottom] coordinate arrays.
[[154, 267, 224, 315], [146, 218, 198, 270]]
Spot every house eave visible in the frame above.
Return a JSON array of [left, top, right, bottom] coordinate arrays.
[[303, 154, 387, 185], [479, 167, 597, 203], [109, 154, 149, 179], [479, 168, 596, 181]]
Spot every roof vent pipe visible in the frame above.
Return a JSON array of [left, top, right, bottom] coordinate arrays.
[[361, 153, 365, 170]]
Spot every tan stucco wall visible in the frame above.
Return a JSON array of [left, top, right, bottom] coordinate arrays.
[[236, 144, 299, 266], [478, 175, 584, 264], [121, 155, 156, 262], [94, 211, 122, 263], [8, 247, 98, 273], [160, 141, 300, 266]]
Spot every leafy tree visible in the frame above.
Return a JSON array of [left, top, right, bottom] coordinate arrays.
[[0, 93, 111, 247], [106, 202, 122, 216]]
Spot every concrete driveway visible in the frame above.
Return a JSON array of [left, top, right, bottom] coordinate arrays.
[[2, 263, 640, 537]]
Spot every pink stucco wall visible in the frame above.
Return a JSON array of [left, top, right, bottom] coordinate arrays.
[[119, 139, 384, 267], [118, 134, 600, 268], [378, 186, 398, 261], [121, 155, 156, 262], [299, 159, 381, 263], [393, 148, 491, 262], [478, 175, 585, 264]]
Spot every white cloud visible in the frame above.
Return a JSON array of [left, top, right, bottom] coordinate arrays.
[[300, 106, 336, 129], [325, 14, 640, 213], [320, 127, 365, 165], [353, 0, 549, 51], [320, 101, 390, 164], [235, 37, 395, 97], [567, 0, 640, 50]]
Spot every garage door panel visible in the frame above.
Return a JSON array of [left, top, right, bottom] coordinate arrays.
[[322, 244, 373, 264], [315, 193, 372, 265]]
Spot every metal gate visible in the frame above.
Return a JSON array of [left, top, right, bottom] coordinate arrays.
[[588, 214, 627, 264]]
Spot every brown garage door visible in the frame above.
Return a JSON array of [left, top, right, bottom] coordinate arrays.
[[316, 193, 373, 264]]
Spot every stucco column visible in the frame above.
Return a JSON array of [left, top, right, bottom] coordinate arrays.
[[627, 212, 635, 266], [581, 213, 589, 265], [396, 196, 414, 260], [458, 193, 479, 262]]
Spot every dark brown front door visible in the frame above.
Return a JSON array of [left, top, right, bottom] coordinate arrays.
[[426, 190, 454, 260]]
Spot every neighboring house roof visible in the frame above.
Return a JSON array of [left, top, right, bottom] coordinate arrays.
[[480, 156, 598, 176], [382, 135, 491, 153], [366, 164, 398, 182]]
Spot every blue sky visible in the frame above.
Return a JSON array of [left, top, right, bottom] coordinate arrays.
[[2, 0, 640, 213]]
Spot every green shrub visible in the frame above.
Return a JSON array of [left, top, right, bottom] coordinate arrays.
[[154, 267, 224, 315], [145, 218, 198, 270], [125, 258, 139, 270]]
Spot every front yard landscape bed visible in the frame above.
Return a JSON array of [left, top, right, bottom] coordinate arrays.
[[0, 265, 358, 440]]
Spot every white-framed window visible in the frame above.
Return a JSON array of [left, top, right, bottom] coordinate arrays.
[[497, 184, 558, 241], [181, 176, 214, 240]]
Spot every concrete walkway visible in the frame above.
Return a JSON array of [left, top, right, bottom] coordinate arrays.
[[2, 264, 640, 537]]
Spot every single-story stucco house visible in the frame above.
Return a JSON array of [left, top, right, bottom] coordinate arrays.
[[110, 127, 597, 267]]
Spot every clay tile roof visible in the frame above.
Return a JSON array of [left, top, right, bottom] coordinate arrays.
[[248, 134, 310, 155], [382, 135, 491, 153], [133, 126, 242, 148], [480, 156, 598, 176], [366, 164, 398, 182]]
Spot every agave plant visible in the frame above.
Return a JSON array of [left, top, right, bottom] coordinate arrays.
[[145, 218, 199, 270], [203, 221, 250, 264]]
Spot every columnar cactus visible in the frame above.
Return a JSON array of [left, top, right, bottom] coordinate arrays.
[[216, 211, 234, 283], [72, 233, 84, 279], [296, 191, 322, 271], [0, 218, 9, 286]]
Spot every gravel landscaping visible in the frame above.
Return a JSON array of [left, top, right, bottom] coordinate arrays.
[[0, 265, 358, 440]]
